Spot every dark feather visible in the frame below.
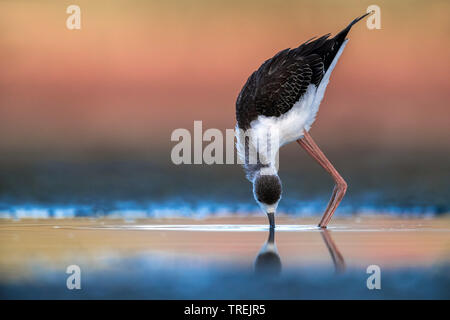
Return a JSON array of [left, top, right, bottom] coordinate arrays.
[[236, 13, 369, 130]]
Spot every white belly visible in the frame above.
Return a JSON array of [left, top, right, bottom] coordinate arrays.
[[251, 84, 319, 148]]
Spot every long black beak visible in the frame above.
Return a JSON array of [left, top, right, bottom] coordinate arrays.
[[267, 212, 275, 228]]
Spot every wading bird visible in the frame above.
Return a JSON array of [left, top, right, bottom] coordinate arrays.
[[236, 13, 371, 228]]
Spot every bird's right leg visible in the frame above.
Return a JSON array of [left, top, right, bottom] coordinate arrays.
[[296, 131, 347, 228]]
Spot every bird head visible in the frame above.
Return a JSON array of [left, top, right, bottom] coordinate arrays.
[[252, 172, 282, 227]]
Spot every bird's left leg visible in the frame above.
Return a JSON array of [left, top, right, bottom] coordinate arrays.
[[296, 131, 347, 228]]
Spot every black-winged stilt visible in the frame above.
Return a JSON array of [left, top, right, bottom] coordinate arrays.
[[235, 13, 371, 228]]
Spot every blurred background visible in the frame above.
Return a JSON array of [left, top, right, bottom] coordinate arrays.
[[0, 0, 449, 217]]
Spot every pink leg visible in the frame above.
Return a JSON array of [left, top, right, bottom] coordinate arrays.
[[296, 131, 347, 228]]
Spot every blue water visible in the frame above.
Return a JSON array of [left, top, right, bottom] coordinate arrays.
[[0, 156, 449, 218], [1, 157, 448, 300], [1, 257, 448, 299]]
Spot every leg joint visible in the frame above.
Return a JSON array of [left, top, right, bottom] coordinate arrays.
[[337, 179, 347, 193]]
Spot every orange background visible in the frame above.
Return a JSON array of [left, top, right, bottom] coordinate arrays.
[[1, 0, 449, 162]]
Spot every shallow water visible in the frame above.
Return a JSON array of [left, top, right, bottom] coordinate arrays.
[[57, 223, 450, 233], [1, 157, 449, 219], [1, 216, 449, 299], [64, 224, 320, 232]]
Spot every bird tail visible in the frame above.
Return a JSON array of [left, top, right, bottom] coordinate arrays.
[[334, 11, 373, 42], [348, 11, 373, 29]]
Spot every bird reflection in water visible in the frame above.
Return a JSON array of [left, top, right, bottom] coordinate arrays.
[[254, 227, 345, 275], [320, 228, 346, 273], [254, 227, 282, 275]]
